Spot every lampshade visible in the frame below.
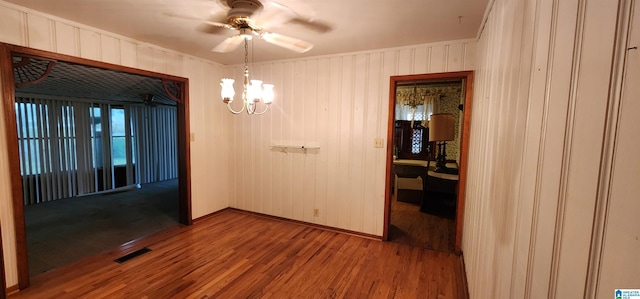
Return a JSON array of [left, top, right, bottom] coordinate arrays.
[[429, 113, 455, 141], [248, 80, 263, 103], [262, 84, 274, 104], [220, 78, 235, 103]]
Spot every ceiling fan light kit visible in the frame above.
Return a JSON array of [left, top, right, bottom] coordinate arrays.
[[220, 39, 273, 115], [226, 0, 263, 19], [201, 0, 315, 54], [202, 0, 329, 115]]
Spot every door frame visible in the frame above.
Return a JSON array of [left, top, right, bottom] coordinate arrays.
[[0, 43, 192, 290], [382, 71, 473, 254]]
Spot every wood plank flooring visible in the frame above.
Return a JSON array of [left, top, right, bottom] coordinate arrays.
[[389, 194, 455, 252], [10, 209, 467, 299]]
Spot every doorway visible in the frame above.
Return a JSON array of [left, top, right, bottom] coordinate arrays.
[[383, 71, 473, 254], [0, 43, 192, 289]]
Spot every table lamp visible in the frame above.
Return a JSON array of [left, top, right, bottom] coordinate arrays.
[[428, 113, 456, 173]]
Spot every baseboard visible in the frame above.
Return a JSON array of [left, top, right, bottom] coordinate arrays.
[[192, 207, 232, 223], [6, 284, 19, 296], [457, 251, 470, 299], [227, 208, 382, 241]]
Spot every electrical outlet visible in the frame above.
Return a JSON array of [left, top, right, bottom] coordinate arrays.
[[313, 208, 319, 217], [374, 138, 384, 148]]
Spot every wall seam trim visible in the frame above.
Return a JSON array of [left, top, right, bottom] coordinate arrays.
[[583, 1, 632, 297], [524, 0, 558, 296], [548, 0, 588, 297]]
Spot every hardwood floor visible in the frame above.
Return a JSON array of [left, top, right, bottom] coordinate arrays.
[[390, 193, 455, 252], [10, 209, 468, 298]]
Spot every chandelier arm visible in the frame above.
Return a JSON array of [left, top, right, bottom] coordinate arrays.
[[250, 103, 270, 115], [219, 37, 274, 116], [246, 102, 255, 114], [227, 100, 246, 114]]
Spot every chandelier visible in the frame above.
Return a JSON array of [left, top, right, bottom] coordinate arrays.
[[220, 37, 274, 115], [396, 83, 426, 125], [396, 83, 425, 108]]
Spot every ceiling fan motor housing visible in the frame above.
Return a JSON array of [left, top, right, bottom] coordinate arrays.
[[226, 0, 263, 19]]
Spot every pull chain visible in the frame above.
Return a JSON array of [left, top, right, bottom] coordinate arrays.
[[244, 38, 249, 72], [243, 38, 249, 93]]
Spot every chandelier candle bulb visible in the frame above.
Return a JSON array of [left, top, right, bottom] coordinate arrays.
[[221, 78, 235, 103], [262, 84, 274, 104], [249, 80, 263, 102]]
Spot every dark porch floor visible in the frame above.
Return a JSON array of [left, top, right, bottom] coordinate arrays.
[[24, 179, 180, 275]]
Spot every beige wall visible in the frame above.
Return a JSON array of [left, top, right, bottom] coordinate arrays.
[[0, 1, 233, 286], [465, 0, 640, 298], [226, 41, 476, 235]]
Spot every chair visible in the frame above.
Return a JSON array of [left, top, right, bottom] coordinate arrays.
[[392, 159, 428, 204]]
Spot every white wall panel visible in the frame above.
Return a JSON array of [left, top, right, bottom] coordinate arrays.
[[301, 60, 318, 223], [463, 42, 477, 70], [397, 49, 413, 75], [429, 45, 446, 73], [0, 1, 230, 287], [597, 4, 640, 294], [151, 48, 168, 74], [0, 5, 24, 45], [291, 60, 306, 221], [136, 45, 154, 72], [228, 40, 476, 235], [54, 22, 77, 56], [447, 43, 464, 72], [100, 35, 121, 65], [25, 14, 52, 51], [190, 60, 232, 218], [337, 55, 353, 230], [119, 40, 137, 68], [364, 52, 383, 234], [79, 28, 100, 60], [413, 47, 429, 74], [554, 0, 619, 297], [465, 0, 561, 296], [466, 0, 637, 298], [324, 56, 341, 228], [165, 52, 184, 77]]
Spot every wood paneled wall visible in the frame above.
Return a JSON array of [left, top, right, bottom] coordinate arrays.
[[226, 41, 476, 236], [465, 0, 639, 298], [0, 1, 232, 286]]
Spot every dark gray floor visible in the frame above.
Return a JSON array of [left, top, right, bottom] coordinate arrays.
[[24, 179, 180, 276]]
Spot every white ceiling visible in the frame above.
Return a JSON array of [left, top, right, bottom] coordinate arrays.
[[4, 0, 489, 65]]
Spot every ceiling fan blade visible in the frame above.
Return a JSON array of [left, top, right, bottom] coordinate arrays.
[[260, 32, 313, 53], [165, 11, 233, 33], [202, 20, 234, 29], [164, 12, 228, 25], [197, 20, 235, 36], [212, 35, 245, 53], [288, 17, 333, 33], [162, 11, 203, 21], [260, 1, 332, 33], [252, 1, 296, 29], [197, 23, 229, 34]]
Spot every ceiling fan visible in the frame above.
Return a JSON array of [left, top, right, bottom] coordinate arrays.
[[170, 0, 330, 53]]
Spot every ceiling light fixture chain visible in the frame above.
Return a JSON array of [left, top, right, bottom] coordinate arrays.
[[220, 37, 274, 115]]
